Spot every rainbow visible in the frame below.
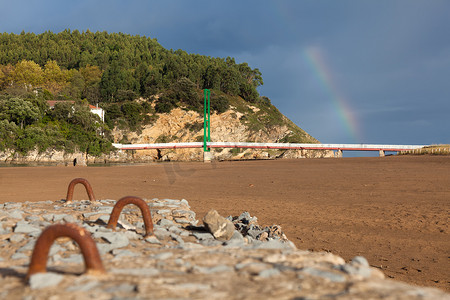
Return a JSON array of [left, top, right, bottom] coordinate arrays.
[[303, 46, 361, 142]]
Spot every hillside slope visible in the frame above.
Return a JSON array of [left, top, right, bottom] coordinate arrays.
[[112, 95, 332, 162], [0, 30, 332, 163]]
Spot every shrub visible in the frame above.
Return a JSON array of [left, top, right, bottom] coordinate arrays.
[[210, 95, 229, 114], [155, 95, 177, 113]]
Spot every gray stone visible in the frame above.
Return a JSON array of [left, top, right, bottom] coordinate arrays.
[[230, 230, 245, 242], [63, 214, 77, 223], [351, 256, 370, 267], [95, 206, 113, 214], [161, 199, 182, 205], [300, 267, 346, 283], [173, 283, 211, 291], [247, 229, 265, 239], [8, 234, 25, 243], [192, 232, 214, 240], [237, 211, 257, 224], [158, 219, 175, 227], [235, 262, 269, 271], [117, 218, 135, 230], [82, 212, 103, 218], [93, 231, 130, 249], [54, 254, 83, 264], [193, 265, 233, 274], [339, 264, 372, 278], [0, 222, 9, 234], [4, 202, 22, 210], [124, 230, 141, 240], [170, 233, 185, 245], [83, 224, 101, 233], [258, 268, 281, 278], [111, 268, 160, 276], [14, 221, 40, 234], [96, 226, 113, 233], [179, 230, 190, 237], [52, 214, 70, 222], [168, 226, 183, 234], [96, 243, 114, 254], [42, 213, 55, 221], [173, 218, 192, 225], [105, 283, 136, 293], [8, 210, 24, 219], [153, 228, 170, 240], [202, 210, 235, 241], [135, 221, 144, 229], [250, 239, 296, 250], [172, 209, 196, 220], [151, 252, 173, 260], [224, 239, 245, 248], [199, 239, 223, 247], [17, 240, 36, 252], [157, 209, 172, 215], [28, 230, 43, 238], [29, 273, 64, 290], [49, 244, 64, 256], [66, 280, 99, 292], [145, 236, 162, 245], [112, 249, 139, 258], [224, 231, 246, 248], [177, 242, 204, 250], [11, 252, 28, 260], [25, 215, 41, 222]]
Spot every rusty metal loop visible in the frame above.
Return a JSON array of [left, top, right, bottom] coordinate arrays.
[[107, 196, 154, 237], [26, 223, 105, 279], [66, 178, 96, 202]]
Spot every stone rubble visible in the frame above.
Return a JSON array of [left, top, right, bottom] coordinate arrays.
[[0, 198, 448, 299]]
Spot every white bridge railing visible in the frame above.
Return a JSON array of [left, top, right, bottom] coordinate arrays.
[[112, 142, 428, 152]]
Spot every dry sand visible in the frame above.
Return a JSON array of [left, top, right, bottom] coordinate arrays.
[[0, 155, 448, 291]]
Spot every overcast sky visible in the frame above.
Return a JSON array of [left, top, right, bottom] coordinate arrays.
[[1, 0, 449, 147]]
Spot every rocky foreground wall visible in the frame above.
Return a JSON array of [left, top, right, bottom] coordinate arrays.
[[0, 197, 448, 299]]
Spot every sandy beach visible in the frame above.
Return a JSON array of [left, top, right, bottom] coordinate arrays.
[[0, 155, 448, 291]]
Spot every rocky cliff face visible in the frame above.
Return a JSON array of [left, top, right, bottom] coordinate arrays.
[[112, 107, 333, 162]]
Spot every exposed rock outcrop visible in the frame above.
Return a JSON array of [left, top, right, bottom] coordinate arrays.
[[113, 107, 333, 162]]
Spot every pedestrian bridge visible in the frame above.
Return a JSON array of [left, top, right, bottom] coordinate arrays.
[[112, 142, 428, 157]]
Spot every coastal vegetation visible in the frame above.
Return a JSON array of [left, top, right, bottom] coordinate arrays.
[[399, 145, 450, 156], [0, 30, 312, 157]]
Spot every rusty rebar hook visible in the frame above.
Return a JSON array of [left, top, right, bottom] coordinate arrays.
[[66, 178, 96, 202], [107, 196, 154, 237], [26, 223, 105, 279]]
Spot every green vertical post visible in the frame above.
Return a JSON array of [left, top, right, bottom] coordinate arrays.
[[203, 89, 211, 152]]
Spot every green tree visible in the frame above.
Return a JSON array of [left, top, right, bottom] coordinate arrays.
[[80, 64, 102, 101], [171, 77, 199, 107], [62, 69, 85, 99], [12, 60, 43, 89], [43, 60, 67, 94], [0, 119, 19, 151], [121, 102, 143, 130], [0, 97, 40, 128]]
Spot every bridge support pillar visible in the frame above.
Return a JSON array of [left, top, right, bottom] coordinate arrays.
[[379, 150, 385, 157], [335, 150, 343, 158], [203, 151, 214, 163]]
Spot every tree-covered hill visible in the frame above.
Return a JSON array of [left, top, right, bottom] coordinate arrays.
[[0, 30, 316, 159], [0, 30, 262, 103]]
